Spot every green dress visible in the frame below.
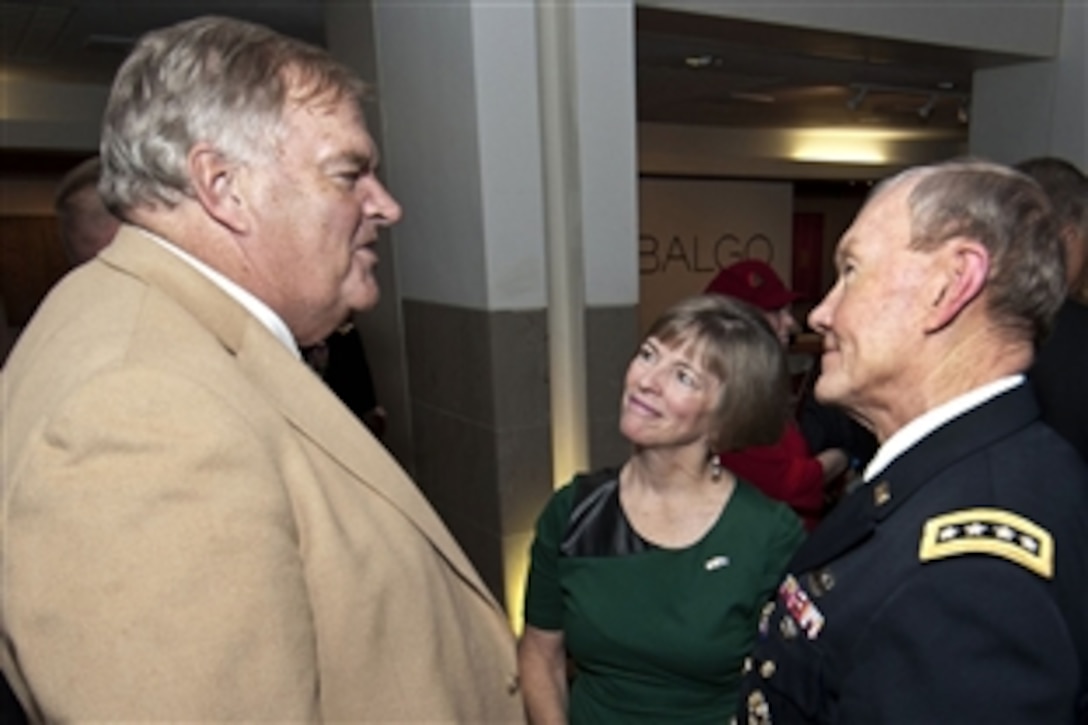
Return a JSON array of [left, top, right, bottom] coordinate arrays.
[[523, 468, 804, 723]]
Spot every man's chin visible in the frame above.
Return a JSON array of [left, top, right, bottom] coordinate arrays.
[[813, 377, 846, 407], [348, 284, 380, 312]]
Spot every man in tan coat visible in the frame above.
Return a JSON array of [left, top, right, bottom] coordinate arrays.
[[0, 16, 524, 722]]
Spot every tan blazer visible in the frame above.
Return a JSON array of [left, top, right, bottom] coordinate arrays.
[[0, 227, 524, 723]]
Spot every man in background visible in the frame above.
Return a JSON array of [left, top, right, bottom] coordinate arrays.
[[304, 318, 388, 439], [0, 16, 523, 722], [740, 159, 1088, 721], [53, 156, 120, 266], [1017, 156, 1088, 462]]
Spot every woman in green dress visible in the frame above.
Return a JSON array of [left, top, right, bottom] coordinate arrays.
[[518, 294, 805, 724]]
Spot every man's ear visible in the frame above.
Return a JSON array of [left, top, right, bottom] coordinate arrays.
[[924, 239, 990, 333], [188, 144, 249, 234]]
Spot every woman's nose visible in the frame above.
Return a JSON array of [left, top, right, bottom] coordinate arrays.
[[637, 362, 665, 391]]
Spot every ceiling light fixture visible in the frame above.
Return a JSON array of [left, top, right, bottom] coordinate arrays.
[[684, 54, 718, 69], [730, 91, 776, 104], [917, 94, 938, 120], [84, 34, 138, 51], [845, 83, 970, 125], [790, 128, 892, 165], [846, 86, 868, 111]]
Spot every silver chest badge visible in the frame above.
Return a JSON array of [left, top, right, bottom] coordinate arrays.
[[704, 555, 730, 571]]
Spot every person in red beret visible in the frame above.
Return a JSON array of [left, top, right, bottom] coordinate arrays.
[[705, 259, 852, 529]]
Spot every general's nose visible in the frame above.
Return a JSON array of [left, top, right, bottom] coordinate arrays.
[[808, 286, 837, 333]]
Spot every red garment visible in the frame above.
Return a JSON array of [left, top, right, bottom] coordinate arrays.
[[719, 420, 824, 530]]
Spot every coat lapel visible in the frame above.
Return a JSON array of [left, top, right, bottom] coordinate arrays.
[[867, 386, 1039, 523], [98, 228, 502, 610], [790, 385, 1040, 573], [790, 479, 875, 572]]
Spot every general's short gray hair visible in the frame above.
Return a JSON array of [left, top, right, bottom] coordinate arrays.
[[875, 159, 1064, 345]]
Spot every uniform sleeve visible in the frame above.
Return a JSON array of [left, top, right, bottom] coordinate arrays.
[[522, 484, 575, 632], [5, 368, 319, 721], [838, 557, 1079, 722]]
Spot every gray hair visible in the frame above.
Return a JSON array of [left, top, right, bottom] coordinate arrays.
[[99, 15, 368, 213], [875, 159, 1064, 345]]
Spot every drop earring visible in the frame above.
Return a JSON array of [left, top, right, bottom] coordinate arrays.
[[709, 453, 723, 482]]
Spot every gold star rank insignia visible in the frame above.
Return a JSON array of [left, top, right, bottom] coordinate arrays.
[[918, 508, 1053, 578]]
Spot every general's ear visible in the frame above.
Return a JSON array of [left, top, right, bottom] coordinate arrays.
[[924, 239, 990, 333], [188, 144, 249, 234]]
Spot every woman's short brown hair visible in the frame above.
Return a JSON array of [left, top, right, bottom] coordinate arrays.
[[643, 294, 788, 452]]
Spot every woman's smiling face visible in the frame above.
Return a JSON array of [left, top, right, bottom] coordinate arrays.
[[619, 335, 723, 451]]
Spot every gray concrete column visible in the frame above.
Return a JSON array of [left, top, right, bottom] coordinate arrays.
[[335, 0, 639, 630]]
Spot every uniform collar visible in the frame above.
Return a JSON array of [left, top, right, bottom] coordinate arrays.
[[791, 384, 1041, 573], [863, 376, 1025, 483]]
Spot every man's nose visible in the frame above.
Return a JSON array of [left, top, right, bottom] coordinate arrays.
[[363, 178, 403, 226], [808, 288, 837, 333]]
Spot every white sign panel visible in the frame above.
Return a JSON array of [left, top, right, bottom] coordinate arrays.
[[638, 177, 794, 332]]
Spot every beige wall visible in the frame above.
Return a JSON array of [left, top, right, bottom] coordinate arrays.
[[638, 177, 793, 332]]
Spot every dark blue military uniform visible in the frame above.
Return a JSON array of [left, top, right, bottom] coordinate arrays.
[[739, 384, 1088, 723]]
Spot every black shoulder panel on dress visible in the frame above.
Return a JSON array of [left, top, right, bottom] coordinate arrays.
[[560, 468, 651, 557]]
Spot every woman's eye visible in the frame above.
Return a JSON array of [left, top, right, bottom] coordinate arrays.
[[677, 368, 698, 387]]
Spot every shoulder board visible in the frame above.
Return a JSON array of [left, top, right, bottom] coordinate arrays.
[[918, 508, 1053, 579]]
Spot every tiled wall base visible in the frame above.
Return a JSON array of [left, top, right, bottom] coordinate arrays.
[[403, 299, 638, 611]]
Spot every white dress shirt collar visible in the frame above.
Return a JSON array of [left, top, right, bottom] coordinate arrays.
[[139, 229, 300, 359], [863, 375, 1025, 482]]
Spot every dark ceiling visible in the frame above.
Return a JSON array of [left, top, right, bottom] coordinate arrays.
[[634, 7, 1028, 132], [0, 0, 325, 85], [0, 2, 1037, 140]]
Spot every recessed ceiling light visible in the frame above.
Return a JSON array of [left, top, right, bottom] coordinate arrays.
[[730, 91, 776, 104], [85, 34, 138, 51], [684, 54, 718, 69]]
